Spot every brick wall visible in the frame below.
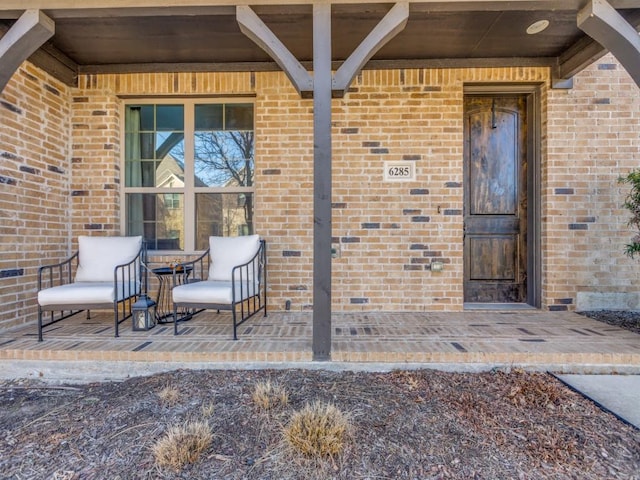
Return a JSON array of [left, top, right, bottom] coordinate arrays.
[[331, 69, 467, 312], [1, 56, 639, 330], [0, 64, 71, 329], [70, 92, 121, 240], [546, 55, 640, 311]]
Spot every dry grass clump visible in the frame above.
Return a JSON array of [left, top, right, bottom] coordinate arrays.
[[252, 380, 289, 411], [152, 420, 213, 471], [158, 384, 181, 406], [284, 401, 351, 458], [201, 401, 215, 418]]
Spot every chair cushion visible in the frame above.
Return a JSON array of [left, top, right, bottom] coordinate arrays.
[[173, 280, 258, 305], [75, 236, 142, 282], [208, 235, 260, 282], [37, 281, 140, 306]]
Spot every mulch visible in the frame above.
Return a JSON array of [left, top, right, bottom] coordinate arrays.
[[578, 310, 640, 335], [1, 310, 639, 479], [1, 367, 639, 480]]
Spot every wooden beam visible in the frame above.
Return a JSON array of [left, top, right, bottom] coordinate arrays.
[[0, 22, 77, 86], [2, 1, 640, 17], [366, 56, 554, 69], [0, 9, 54, 92], [578, 0, 640, 87], [332, 2, 408, 97], [312, 3, 333, 361], [79, 61, 284, 74], [78, 56, 555, 76], [555, 35, 608, 83], [555, 9, 640, 86], [236, 5, 313, 96], [29, 42, 78, 86]]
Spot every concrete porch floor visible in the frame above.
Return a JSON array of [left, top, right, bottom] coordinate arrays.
[[0, 309, 639, 382]]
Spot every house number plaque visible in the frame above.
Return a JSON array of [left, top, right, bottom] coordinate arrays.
[[383, 161, 415, 181]]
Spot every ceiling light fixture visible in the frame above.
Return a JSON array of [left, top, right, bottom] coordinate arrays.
[[526, 19, 550, 35]]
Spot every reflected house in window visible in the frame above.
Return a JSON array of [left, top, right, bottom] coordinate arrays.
[[154, 155, 223, 250], [222, 167, 252, 236], [194, 167, 253, 249], [153, 151, 249, 251], [154, 156, 184, 249]]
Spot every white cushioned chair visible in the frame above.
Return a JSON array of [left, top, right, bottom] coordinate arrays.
[[37, 235, 145, 340], [171, 235, 267, 339]]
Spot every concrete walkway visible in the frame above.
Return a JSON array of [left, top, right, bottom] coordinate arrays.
[[556, 374, 640, 429]]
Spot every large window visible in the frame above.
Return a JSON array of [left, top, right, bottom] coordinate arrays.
[[124, 101, 254, 251]]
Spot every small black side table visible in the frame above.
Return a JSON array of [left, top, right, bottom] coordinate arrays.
[[151, 266, 192, 323]]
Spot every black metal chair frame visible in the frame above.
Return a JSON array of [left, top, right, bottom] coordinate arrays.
[[37, 242, 146, 341], [172, 239, 267, 340]]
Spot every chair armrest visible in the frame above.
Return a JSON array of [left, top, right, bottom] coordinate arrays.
[[172, 249, 210, 286], [38, 252, 79, 291]]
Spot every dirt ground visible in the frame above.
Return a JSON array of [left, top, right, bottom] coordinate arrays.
[[0, 312, 639, 480]]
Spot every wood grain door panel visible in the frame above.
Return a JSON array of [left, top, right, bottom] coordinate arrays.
[[468, 108, 518, 215], [467, 235, 517, 281], [464, 96, 527, 303]]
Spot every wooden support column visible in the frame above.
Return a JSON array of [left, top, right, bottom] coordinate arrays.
[[0, 9, 54, 93], [578, 0, 640, 87], [237, 3, 408, 361], [312, 4, 333, 361]]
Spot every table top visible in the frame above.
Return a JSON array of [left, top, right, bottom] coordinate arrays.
[[152, 266, 193, 275]]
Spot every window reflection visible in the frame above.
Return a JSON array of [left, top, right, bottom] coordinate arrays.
[[156, 105, 184, 131], [125, 105, 185, 188], [225, 104, 253, 130], [195, 104, 223, 130], [194, 131, 254, 187], [126, 193, 184, 250], [194, 103, 254, 188], [196, 193, 254, 250], [125, 102, 255, 251]]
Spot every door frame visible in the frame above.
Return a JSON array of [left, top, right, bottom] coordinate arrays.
[[463, 83, 542, 309]]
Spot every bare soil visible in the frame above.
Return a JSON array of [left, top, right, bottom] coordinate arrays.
[[0, 311, 638, 480]]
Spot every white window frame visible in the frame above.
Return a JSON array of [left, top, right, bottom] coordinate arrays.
[[120, 98, 255, 253]]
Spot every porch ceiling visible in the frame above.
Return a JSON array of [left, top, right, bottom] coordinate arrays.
[[1, 1, 640, 87]]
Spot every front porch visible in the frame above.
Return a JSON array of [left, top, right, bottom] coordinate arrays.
[[1, 310, 638, 382]]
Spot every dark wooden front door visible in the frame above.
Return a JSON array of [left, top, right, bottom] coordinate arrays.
[[463, 95, 528, 303]]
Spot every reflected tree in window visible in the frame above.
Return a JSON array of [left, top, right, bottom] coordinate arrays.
[[194, 130, 254, 235], [195, 131, 253, 185]]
